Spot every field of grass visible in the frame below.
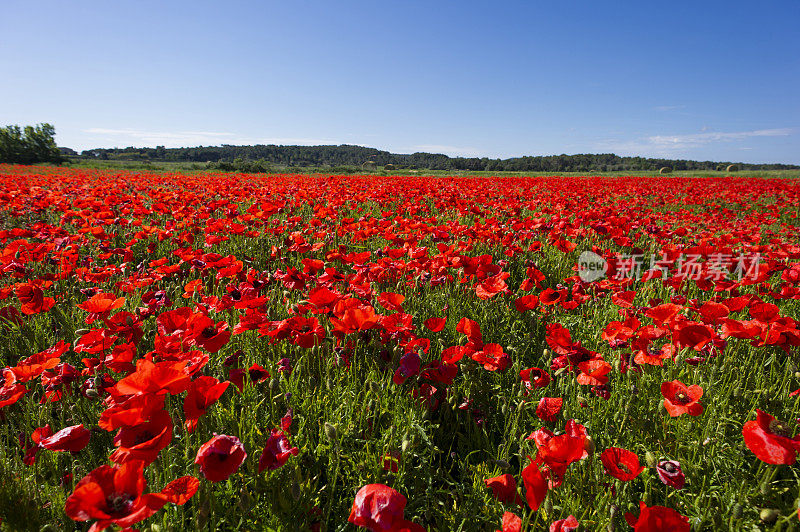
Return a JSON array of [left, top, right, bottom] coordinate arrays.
[[0, 164, 799, 531], [54, 158, 800, 179]]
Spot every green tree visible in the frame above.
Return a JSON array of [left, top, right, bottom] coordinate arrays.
[[0, 123, 63, 164]]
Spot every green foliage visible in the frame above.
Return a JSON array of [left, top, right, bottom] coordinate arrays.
[[0, 123, 63, 165], [74, 144, 800, 173]]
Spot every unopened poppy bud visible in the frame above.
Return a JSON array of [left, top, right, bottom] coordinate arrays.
[[543, 349, 550, 358], [75, 328, 90, 336], [645, 451, 657, 468], [291, 481, 301, 501], [493, 460, 511, 470], [543, 497, 552, 516], [731, 503, 743, 519], [401, 438, 411, 453], [584, 436, 596, 456], [759, 509, 779, 523], [269, 378, 280, 393], [369, 381, 381, 395], [323, 422, 338, 442]]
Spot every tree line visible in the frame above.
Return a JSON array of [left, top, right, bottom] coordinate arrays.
[[78, 144, 798, 172], [2, 123, 797, 171], [0, 124, 63, 164]]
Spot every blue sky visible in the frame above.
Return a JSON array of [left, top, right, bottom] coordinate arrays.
[[1, 0, 798, 163]]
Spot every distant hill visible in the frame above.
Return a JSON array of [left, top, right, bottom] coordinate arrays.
[[76, 144, 799, 172]]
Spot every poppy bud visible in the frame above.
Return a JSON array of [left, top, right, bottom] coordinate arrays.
[[731, 504, 743, 519], [493, 460, 511, 470], [584, 436, 596, 456], [369, 381, 381, 395], [543, 497, 553, 516], [645, 451, 657, 468], [323, 422, 338, 442], [401, 438, 411, 453], [759, 509, 779, 524], [543, 349, 550, 359]]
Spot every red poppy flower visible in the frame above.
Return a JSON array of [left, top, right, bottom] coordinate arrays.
[[742, 410, 800, 465], [514, 294, 539, 312], [536, 397, 563, 422], [656, 460, 685, 489], [111, 359, 191, 396], [576, 359, 611, 385], [496, 512, 522, 532], [660, 380, 703, 417], [624, 501, 690, 531], [423, 317, 447, 332], [348, 483, 407, 531], [471, 343, 510, 372], [484, 473, 523, 506], [15, 283, 54, 315], [39, 424, 91, 453], [378, 292, 405, 312], [195, 434, 247, 482], [110, 409, 173, 465], [550, 515, 579, 532], [521, 458, 548, 511], [600, 447, 644, 481], [10, 340, 69, 382], [99, 393, 166, 431], [0, 305, 24, 327], [65, 460, 198, 532], [78, 292, 125, 324], [520, 367, 551, 390], [540, 288, 564, 305], [534, 431, 586, 483], [258, 429, 299, 472], [183, 376, 230, 432]]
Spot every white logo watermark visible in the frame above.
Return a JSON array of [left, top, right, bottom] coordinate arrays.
[[576, 252, 762, 282]]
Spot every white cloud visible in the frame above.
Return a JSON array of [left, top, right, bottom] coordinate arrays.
[[410, 144, 483, 157], [595, 128, 793, 157], [647, 128, 792, 148]]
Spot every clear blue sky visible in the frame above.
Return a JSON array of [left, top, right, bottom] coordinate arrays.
[[2, 0, 798, 163]]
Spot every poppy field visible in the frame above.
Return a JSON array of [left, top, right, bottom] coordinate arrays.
[[1, 164, 800, 531]]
